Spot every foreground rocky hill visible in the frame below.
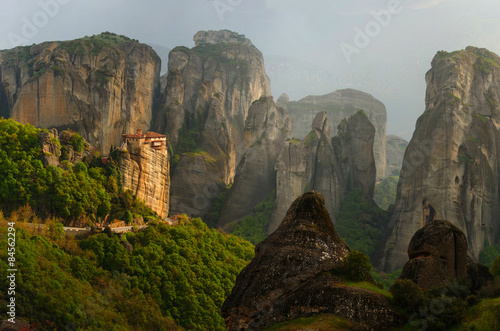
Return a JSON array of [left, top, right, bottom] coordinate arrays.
[[269, 110, 376, 234], [376, 47, 500, 272], [282, 89, 387, 180], [222, 191, 404, 330], [0, 32, 161, 154], [156, 30, 271, 218]]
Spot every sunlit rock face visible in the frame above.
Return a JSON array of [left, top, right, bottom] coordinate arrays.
[[375, 47, 500, 272], [119, 132, 170, 219], [155, 30, 271, 217], [1, 35, 161, 154]]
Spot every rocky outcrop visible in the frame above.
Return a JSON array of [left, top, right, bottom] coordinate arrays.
[[268, 111, 376, 234], [399, 220, 493, 291], [0, 33, 161, 154], [386, 135, 408, 176], [193, 30, 253, 47], [333, 111, 377, 198], [375, 47, 500, 272], [286, 89, 387, 180], [218, 96, 290, 228], [38, 128, 91, 167], [157, 30, 271, 217], [118, 139, 170, 219], [39, 128, 61, 167], [222, 191, 404, 330]]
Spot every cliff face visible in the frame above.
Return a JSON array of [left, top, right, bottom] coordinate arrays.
[[268, 111, 376, 234], [218, 96, 290, 228], [118, 140, 170, 219], [284, 89, 387, 180], [157, 30, 271, 217], [386, 135, 408, 176], [376, 47, 500, 272], [0, 33, 161, 154], [222, 191, 404, 330]]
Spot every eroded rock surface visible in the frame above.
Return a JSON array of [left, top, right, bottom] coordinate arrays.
[[218, 96, 290, 228], [376, 47, 500, 272], [222, 191, 404, 331], [269, 111, 376, 234], [399, 220, 493, 291], [118, 139, 170, 219], [157, 30, 271, 217], [1, 34, 161, 154], [286, 89, 387, 180]]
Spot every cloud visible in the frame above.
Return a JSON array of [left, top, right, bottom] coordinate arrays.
[[407, 0, 446, 10]]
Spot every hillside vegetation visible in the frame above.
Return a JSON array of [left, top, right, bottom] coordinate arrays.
[[0, 211, 253, 330]]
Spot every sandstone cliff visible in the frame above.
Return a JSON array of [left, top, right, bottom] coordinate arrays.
[[284, 89, 387, 180], [376, 47, 500, 272], [118, 139, 170, 219], [0, 33, 161, 154], [222, 191, 404, 330], [268, 110, 376, 234], [218, 96, 290, 228], [157, 30, 271, 217], [386, 135, 408, 176]]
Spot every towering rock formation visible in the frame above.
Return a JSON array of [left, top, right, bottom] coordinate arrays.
[[386, 135, 408, 176], [218, 96, 290, 228], [0, 33, 161, 154], [118, 132, 170, 219], [376, 47, 500, 272], [222, 191, 404, 330], [284, 89, 387, 180], [268, 110, 376, 234], [157, 30, 271, 217]]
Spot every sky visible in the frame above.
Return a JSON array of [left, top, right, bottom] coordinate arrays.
[[1, 0, 500, 139]]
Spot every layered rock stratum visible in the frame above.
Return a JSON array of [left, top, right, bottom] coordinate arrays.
[[156, 30, 271, 217], [218, 96, 290, 228], [376, 47, 500, 272], [222, 191, 404, 330], [282, 89, 387, 180], [0, 33, 161, 154], [118, 139, 170, 219], [268, 110, 376, 234]]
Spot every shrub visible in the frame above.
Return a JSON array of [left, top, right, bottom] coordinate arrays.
[[390, 279, 425, 311], [342, 250, 372, 282]]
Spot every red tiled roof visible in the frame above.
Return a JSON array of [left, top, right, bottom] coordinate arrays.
[[123, 131, 166, 139]]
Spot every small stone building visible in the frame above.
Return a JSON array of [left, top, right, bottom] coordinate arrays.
[[122, 129, 167, 152]]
